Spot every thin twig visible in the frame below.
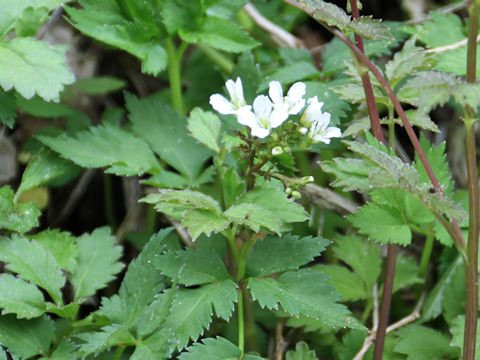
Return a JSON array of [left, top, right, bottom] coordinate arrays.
[[274, 321, 285, 360], [302, 183, 359, 215], [424, 34, 480, 53], [404, 0, 468, 25], [243, 3, 304, 48]]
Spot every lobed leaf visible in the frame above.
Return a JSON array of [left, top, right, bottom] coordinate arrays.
[[248, 269, 362, 329], [0, 274, 46, 319], [179, 337, 241, 360], [76, 324, 135, 357], [187, 108, 221, 153], [300, 0, 350, 27], [348, 16, 393, 41], [224, 203, 283, 234], [314, 265, 367, 301], [70, 227, 123, 301], [285, 342, 317, 360], [246, 235, 329, 277], [38, 123, 160, 176], [0, 235, 64, 304], [30, 229, 77, 273], [450, 315, 480, 359]]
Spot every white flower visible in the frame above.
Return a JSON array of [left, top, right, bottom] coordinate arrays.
[[299, 96, 341, 144], [269, 81, 306, 115], [236, 95, 289, 138], [209, 77, 248, 115]]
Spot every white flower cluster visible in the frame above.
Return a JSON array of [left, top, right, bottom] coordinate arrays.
[[209, 77, 341, 143]]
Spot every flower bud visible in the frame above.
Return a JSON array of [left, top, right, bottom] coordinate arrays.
[[291, 190, 302, 199], [272, 146, 283, 156], [285, 187, 292, 195]]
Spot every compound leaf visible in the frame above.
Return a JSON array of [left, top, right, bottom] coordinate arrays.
[[224, 203, 283, 233], [0, 274, 46, 319], [71, 227, 123, 301], [30, 229, 77, 273]]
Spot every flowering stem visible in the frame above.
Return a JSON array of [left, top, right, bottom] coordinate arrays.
[[237, 286, 245, 353], [165, 38, 185, 117], [419, 227, 434, 278], [463, 3, 480, 358], [196, 43, 235, 73]]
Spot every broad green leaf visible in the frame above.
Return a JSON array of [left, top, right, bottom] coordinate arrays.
[[136, 289, 177, 338], [110, 229, 170, 329], [221, 167, 246, 209], [393, 254, 422, 292], [38, 123, 160, 176], [142, 189, 222, 213], [450, 315, 480, 360], [48, 340, 76, 360], [73, 76, 125, 95], [349, 202, 411, 245], [237, 186, 309, 226], [246, 235, 329, 277], [155, 248, 231, 286], [0, 38, 73, 101], [385, 37, 430, 84], [407, 11, 465, 47], [320, 158, 371, 192], [126, 93, 211, 179], [0, 235, 64, 304], [259, 62, 318, 92], [232, 52, 261, 103], [0, 274, 46, 319], [179, 337, 241, 360], [163, 280, 237, 349], [187, 108, 221, 153], [0, 315, 54, 358], [16, 94, 75, 118], [394, 324, 459, 360], [0, 89, 16, 128], [180, 16, 259, 53], [206, 0, 248, 19], [71, 227, 123, 301], [442, 263, 466, 324], [160, 0, 203, 35], [65, 6, 167, 75], [248, 269, 361, 329], [76, 324, 135, 356], [30, 229, 77, 273], [15, 6, 49, 37], [0, 0, 64, 38], [183, 209, 231, 240], [348, 17, 393, 41], [422, 256, 462, 321], [332, 234, 381, 290], [314, 265, 367, 301], [300, 0, 350, 27], [285, 342, 317, 360], [0, 186, 40, 233], [17, 148, 81, 197], [224, 203, 283, 233], [142, 171, 189, 189], [332, 83, 387, 104]]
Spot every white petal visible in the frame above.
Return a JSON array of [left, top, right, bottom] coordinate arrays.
[[312, 134, 331, 144], [289, 98, 306, 115], [253, 95, 273, 118], [236, 106, 256, 126], [287, 82, 306, 101], [250, 125, 270, 138], [225, 79, 237, 99], [210, 94, 234, 115], [269, 106, 289, 128], [225, 77, 245, 110], [299, 127, 308, 135], [268, 81, 284, 104], [324, 126, 342, 138], [316, 112, 331, 128]]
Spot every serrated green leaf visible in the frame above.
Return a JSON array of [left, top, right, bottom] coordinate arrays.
[[0, 235, 64, 304], [187, 108, 221, 153], [422, 256, 462, 321], [15, 6, 49, 37], [72, 76, 126, 95], [181, 16, 259, 53], [0, 186, 40, 233], [246, 235, 329, 277], [126, 93, 211, 179], [0, 315, 54, 358], [394, 324, 459, 360], [349, 202, 411, 245], [393, 254, 422, 292], [332, 234, 381, 290], [49, 340, 76, 360], [0, 274, 46, 319], [285, 342, 317, 360], [450, 315, 480, 359], [442, 262, 465, 324], [142, 189, 222, 213], [232, 52, 261, 103], [385, 37, 430, 84], [130, 328, 174, 360], [314, 265, 367, 301], [248, 269, 361, 329], [179, 337, 241, 360], [237, 186, 309, 227], [0, 89, 16, 128], [320, 158, 371, 192], [71, 227, 123, 301], [161, 0, 202, 35], [435, 45, 480, 78], [76, 324, 135, 356], [183, 209, 231, 240], [300, 0, 350, 27], [16, 148, 81, 197], [38, 123, 160, 176], [348, 16, 393, 41], [0, 0, 64, 38], [164, 280, 238, 349], [0, 38, 73, 101], [154, 248, 231, 286], [225, 203, 283, 233], [408, 11, 465, 48], [65, 5, 167, 75], [221, 167, 246, 209], [259, 62, 318, 92], [30, 229, 77, 273]]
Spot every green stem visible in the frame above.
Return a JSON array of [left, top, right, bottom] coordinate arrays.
[[165, 38, 185, 117], [112, 345, 126, 360], [463, 2, 480, 359], [419, 228, 434, 278], [145, 205, 157, 236], [196, 42, 234, 73], [103, 173, 116, 230], [238, 286, 245, 354]]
